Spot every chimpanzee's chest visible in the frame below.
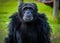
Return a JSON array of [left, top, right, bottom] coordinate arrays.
[[21, 29, 38, 43], [24, 29, 38, 38], [20, 26, 39, 43]]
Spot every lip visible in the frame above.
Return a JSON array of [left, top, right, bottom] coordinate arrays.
[[25, 18, 32, 20], [23, 16, 33, 21], [23, 18, 33, 22]]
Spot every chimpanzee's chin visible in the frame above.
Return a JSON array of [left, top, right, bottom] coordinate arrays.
[[24, 20, 32, 22], [23, 17, 34, 23], [23, 19, 34, 23]]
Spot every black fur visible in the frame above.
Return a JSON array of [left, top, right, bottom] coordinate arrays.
[[5, 3, 51, 43]]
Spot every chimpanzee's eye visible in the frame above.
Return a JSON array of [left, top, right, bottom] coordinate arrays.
[[23, 7, 33, 11], [23, 9, 33, 13]]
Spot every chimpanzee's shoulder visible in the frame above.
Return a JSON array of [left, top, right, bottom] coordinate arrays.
[[9, 12, 20, 24], [38, 13, 48, 21], [9, 12, 20, 28]]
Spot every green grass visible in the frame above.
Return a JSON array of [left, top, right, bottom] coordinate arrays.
[[0, 1, 18, 43], [0, 0, 60, 43]]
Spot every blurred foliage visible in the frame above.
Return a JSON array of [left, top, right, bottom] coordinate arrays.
[[58, 11, 60, 24], [0, 0, 60, 43]]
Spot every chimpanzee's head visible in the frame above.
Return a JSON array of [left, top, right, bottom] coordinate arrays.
[[18, 3, 38, 22]]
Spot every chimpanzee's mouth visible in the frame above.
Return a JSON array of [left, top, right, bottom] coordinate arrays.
[[23, 16, 33, 22]]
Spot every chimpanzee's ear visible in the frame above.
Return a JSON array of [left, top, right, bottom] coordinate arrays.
[[18, 3, 24, 9], [18, 3, 25, 15], [32, 3, 37, 6], [31, 3, 38, 13]]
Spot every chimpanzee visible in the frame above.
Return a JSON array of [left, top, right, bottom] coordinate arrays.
[[5, 3, 51, 43]]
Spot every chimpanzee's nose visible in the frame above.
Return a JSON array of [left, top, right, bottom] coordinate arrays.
[[27, 11, 30, 14], [26, 12, 32, 17]]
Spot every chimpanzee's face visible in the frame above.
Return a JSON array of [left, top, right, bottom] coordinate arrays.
[[22, 8, 34, 22], [18, 3, 38, 22]]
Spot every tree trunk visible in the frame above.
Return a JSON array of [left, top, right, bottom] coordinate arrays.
[[53, 0, 59, 19], [20, 0, 24, 4], [18, 0, 24, 5]]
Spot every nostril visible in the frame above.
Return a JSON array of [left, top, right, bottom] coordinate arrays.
[[27, 12, 30, 14]]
